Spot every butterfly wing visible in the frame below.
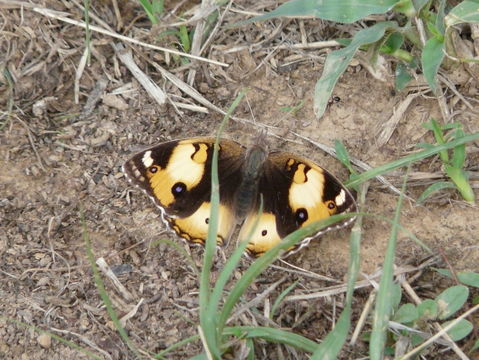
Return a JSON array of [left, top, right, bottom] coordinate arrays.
[[238, 152, 357, 257], [123, 138, 245, 245]]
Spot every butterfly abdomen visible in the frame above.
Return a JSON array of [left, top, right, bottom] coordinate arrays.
[[233, 177, 259, 220]]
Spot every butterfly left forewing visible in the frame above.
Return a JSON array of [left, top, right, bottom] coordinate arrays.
[[239, 152, 356, 257], [123, 137, 244, 246]]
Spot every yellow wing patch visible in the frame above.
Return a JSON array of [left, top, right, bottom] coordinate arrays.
[[289, 163, 336, 227], [146, 142, 208, 207], [169, 202, 235, 245], [238, 212, 281, 256]]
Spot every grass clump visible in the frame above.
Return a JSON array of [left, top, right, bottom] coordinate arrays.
[[238, 0, 479, 118]]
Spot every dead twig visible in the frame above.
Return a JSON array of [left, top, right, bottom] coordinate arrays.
[[96, 257, 134, 302], [113, 43, 167, 106], [375, 92, 423, 149]]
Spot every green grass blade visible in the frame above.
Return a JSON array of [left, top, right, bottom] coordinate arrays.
[[436, 0, 446, 35], [155, 334, 200, 359], [345, 131, 479, 188], [209, 198, 264, 337], [335, 140, 355, 175], [179, 25, 191, 53], [237, 0, 398, 25], [139, 0, 159, 24], [445, 1, 479, 27], [269, 280, 299, 319], [152, 0, 164, 14], [393, 0, 416, 17], [312, 309, 351, 359], [382, 32, 404, 55], [451, 128, 466, 168], [445, 165, 475, 203], [417, 181, 456, 204], [413, 0, 430, 12], [314, 21, 398, 118], [421, 36, 444, 93], [82, 214, 140, 357], [224, 326, 319, 353], [369, 169, 409, 359], [199, 91, 246, 358], [312, 184, 365, 359], [245, 338, 254, 359], [218, 213, 357, 331], [472, 338, 479, 352], [426, 118, 448, 162]]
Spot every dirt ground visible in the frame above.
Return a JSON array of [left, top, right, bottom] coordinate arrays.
[[1, 1, 478, 359]]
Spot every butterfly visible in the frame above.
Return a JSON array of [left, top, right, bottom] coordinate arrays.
[[123, 137, 357, 257]]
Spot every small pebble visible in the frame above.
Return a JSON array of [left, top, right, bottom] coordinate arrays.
[[102, 94, 128, 110], [37, 333, 52, 348]]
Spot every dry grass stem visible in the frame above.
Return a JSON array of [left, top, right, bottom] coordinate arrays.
[[119, 299, 144, 327], [113, 43, 167, 106], [350, 291, 376, 345], [276, 40, 342, 50], [31, 5, 229, 67], [74, 47, 89, 104], [375, 92, 423, 148], [439, 73, 476, 112], [200, 1, 234, 56], [274, 262, 341, 283], [109, 0, 122, 31], [286, 257, 439, 303], [51, 327, 114, 360], [96, 258, 134, 302], [146, 56, 226, 115], [227, 277, 286, 324]]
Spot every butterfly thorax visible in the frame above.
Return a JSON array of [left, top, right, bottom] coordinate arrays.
[[233, 145, 268, 220]]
